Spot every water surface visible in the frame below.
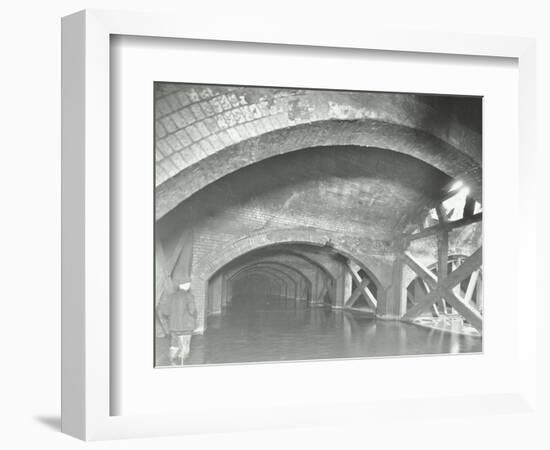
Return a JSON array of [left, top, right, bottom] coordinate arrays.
[[155, 295, 481, 367]]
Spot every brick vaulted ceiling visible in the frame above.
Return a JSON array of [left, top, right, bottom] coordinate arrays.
[[159, 146, 451, 241], [154, 84, 482, 220]]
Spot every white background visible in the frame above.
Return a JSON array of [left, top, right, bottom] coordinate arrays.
[[1, 1, 549, 449]]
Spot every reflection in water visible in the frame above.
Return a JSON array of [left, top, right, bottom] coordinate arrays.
[[155, 295, 482, 367]]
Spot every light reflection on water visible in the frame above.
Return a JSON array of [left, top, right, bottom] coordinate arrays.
[[155, 295, 482, 367]]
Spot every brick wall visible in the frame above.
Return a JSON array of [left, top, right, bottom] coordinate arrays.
[[155, 84, 482, 219]]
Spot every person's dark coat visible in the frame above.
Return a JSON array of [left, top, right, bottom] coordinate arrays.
[[165, 290, 197, 333]]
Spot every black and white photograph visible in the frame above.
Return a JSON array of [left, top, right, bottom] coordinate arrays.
[[3, 0, 547, 446], [154, 83, 483, 367]]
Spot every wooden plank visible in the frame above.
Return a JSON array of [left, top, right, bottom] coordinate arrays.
[[436, 204, 449, 223], [425, 279, 446, 313], [401, 288, 442, 321], [448, 259, 460, 314], [406, 212, 482, 241], [420, 279, 430, 294], [418, 277, 445, 314], [402, 252, 438, 290], [345, 261, 363, 284], [417, 279, 439, 316], [345, 286, 362, 307], [463, 269, 480, 305], [438, 231, 449, 282], [346, 280, 376, 310], [442, 289, 483, 333], [345, 262, 377, 309], [476, 276, 484, 311], [445, 247, 483, 288], [361, 282, 378, 310], [402, 247, 482, 321]]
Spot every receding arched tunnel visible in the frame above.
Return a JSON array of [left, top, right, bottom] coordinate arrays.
[[229, 261, 310, 302]]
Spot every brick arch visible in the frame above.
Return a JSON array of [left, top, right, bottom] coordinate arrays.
[[228, 261, 311, 286], [222, 252, 333, 306], [229, 264, 304, 300], [231, 266, 295, 298], [155, 85, 481, 219], [157, 122, 481, 219], [274, 247, 385, 303], [195, 227, 388, 282], [225, 270, 287, 304], [189, 228, 389, 332], [229, 248, 337, 284], [227, 260, 313, 300]]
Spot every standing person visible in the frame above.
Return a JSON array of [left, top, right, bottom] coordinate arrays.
[[163, 277, 198, 365]]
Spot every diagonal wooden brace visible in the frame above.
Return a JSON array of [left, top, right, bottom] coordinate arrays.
[[345, 262, 377, 309], [442, 289, 483, 333], [402, 252, 438, 290], [406, 212, 482, 242], [401, 247, 482, 326]]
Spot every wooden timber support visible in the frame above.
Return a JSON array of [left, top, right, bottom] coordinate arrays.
[[405, 212, 482, 242], [397, 190, 483, 333], [401, 247, 483, 333], [344, 261, 377, 310]]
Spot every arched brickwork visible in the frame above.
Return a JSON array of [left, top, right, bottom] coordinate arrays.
[[195, 227, 389, 282], [222, 253, 331, 285], [190, 227, 390, 331], [200, 241, 339, 292], [228, 261, 310, 287], [221, 251, 333, 306], [227, 271, 286, 302], [232, 267, 295, 298], [260, 247, 385, 307], [230, 266, 299, 300], [227, 261, 312, 301], [263, 249, 335, 282], [155, 85, 482, 218]]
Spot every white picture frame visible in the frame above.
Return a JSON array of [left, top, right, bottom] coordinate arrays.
[[61, 9, 537, 441]]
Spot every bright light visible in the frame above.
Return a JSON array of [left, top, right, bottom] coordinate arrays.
[[442, 182, 471, 221], [474, 201, 482, 214], [450, 180, 463, 192]]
